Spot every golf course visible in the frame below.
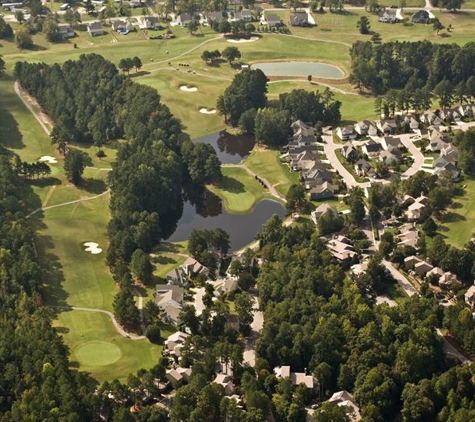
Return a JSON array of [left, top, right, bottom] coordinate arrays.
[[2, 2, 475, 382]]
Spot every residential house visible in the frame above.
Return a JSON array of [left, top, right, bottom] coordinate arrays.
[[291, 120, 316, 144], [381, 136, 405, 151], [355, 120, 377, 137], [440, 144, 458, 163], [265, 14, 281, 27], [376, 119, 397, 135], [177, 13, 193, 27], [414, 260, 434, 277], [57, 23, 75, 39], [311, 203, 338, 224], [354, 158, 372, 176], [112, 19, 135, 32], [129, 0, 142, 7], [309, 181, 338, 201], [351, 260, 369, 276], [397, 229, 419, 248], [412, 9, 432, 24], [337, 125, 357, 141], [362, 139, 382, 157], [328, 391, 361, 422], [404, 255, 422, 270], [464, 285, 475, 308], [166, 369, 183, 388], [274, 366, 318, 391], [289, 12, 310, 26], [405, 195, 428, 221], [428, 127, 451, 152], [182, 257, 210, 278], [379, 150, 401, 166], [427, 266, 444, 280], [303, 162, 333, 188], [398, 195, 415, 207], [234, 9, 253, 21], [403, 114, 420, 132], [291, 150, 320, 172], [378, 9, 400, 23], [87, 21, 104, 36], [434, 162, 460, 180], [327, 237, 357, 266], [137, 16, 160, 29], [341, 141, 358, 161], [421, 111, 443, 126], [207, 11, 225, 24], [213, 374, 236, 396], [164, 331, 189, 357], [155, 284, 183, 308], [162, 306, 182, 325], [439, 108, 461, 123], [458, 104, 475, 118], [439, 271, 461, 287], [215, 277, 239, 296]]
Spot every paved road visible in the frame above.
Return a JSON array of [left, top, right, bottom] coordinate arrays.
[[243, 295, 264, 367], [436, 329, 473, 366], [382, 259, 418, 297], [399, 134, 426, 178]]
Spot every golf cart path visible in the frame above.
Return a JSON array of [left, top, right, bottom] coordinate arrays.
[[54, 289, 146, 340], [224, 163, 286, 202], [26, 189, 111, 218]]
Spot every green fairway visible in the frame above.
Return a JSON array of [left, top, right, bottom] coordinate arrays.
[[56, 310, 168, 383], [438, 179, 475, 248], [208, 166, 279, 213], [243, 147, 300, 196]]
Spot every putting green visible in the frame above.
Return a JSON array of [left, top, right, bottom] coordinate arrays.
[[75, 341, 122, 367]]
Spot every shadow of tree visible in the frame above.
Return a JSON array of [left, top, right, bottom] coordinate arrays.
[[80, 178, 107, 194], [0, 108, 24, 149], [218, 175, 245, 194], [154, 255, 177, 265], [440, 212, 466, 223]]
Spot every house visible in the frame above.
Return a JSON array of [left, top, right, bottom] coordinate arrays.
[[303, 162, 333, 187], [378, 9, 400, 23], [458, 104, 475, 118], [265, 14, 281, 27], [327, 237, 357, 265], [428, 127, 451, 151], [434, 162, 460, 180], [328, 391, 361, 422], [341, 142, 358, 161], [379, 150, 401, 166], [213, 374, 235, 396], [412, 9, 432, 24], [441, 144, 458, 163], [112, 19, 135, 32], [381, 136, 405, 151], [439, 271, 461, 287], [166, 369, 183, 388], [129, 0, 142, 7], [57, 23, 75, 39], [397, 229, 419, 248], [351, 260, 369, 276], [292, 150, 320, 172], [403, 114, 420, 132], [439, 108, 461, 122], [155, 285, 183, 309], [215, 277, 239, 295], [414, 260, 434, 277], [420, 111, 442, 126], [464, 285, 475, 308], [311, 203, 338, 224], [337, 125, 357, 141], [177, 367, 192, 383], [291, 120, 316, 144], [354, 158, 372, 176], [362, 139, 382, 157], [234, 9, 253, 21], [405, 196, 427, 221], [376, 119, 397, 135], [207, 11, 225, 24], [87, 21, 104, 36], [164, 331, 189, 357], [274, 366, 318, 391], [137, 16, 160, 29], [427, 266, 444, 280], [289, 12, 310, 27], [355, 120, 377, 137], [177, 13, 193, 27], [404, 255, 422, 270], [309, 182, 338, 201], [399, 194, 415, 207]]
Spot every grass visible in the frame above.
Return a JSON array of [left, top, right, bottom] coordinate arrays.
[[437, 178, 475, 247], [208, 166, 278, 213], [152, 252, 187, 280], [243, 147, 299, 196], [55, 311, 171, 383]]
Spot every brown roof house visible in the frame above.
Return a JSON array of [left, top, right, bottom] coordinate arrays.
[[328, 390, 361, 422], [337, 125, 357, 141], [414, 260, 433, 277]]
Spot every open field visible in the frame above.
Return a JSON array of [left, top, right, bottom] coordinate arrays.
[[243, 148, 300, 196], [55, 311, 170, 383], [438, 178, 475, 248], [209, 166, 278, 213]]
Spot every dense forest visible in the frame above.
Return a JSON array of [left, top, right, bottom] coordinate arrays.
[[14, 54, 222, 283], [350, 40, 475, 100]]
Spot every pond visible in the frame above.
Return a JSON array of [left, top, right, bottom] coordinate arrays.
[[193, 130, 255, 164], [166, 189, 285, 251], [251, 61, 345, 79]]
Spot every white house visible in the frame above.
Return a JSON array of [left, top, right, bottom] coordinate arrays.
[[336, 125, 357, 141]]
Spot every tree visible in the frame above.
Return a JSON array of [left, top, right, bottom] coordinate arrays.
[[145, 323, 161, 343], [130, 249, 153, 283], [118, 58, 132, 74], [0, 55, 5, 78], [318, 209, 345, 235], [222, 46, 242, 65], [254, 108, 290, 147], [357, 16, 371, 34], [312, 402, 350, 422], [113, 287, 141, 330], [235, 291, 254, 336], [63, 148, 91, 185], [441, 0, 463, 11], [43, 16, 60, 42], [285, 184, 307, 215], [142, 300, 160, 326], [64, 8, 82, 28], [15, 10, 24, 23], [433, 18, 445, 35], [0, 17, 14, 39], [132, 56, 142, 73], [15, 24, 33, 50], [238, 108, 257, 134]]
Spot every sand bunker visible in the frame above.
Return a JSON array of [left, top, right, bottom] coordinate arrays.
[[180, 85, 198, 92], [199, 108, 217, 114], [227, 37, 259, 43], [39, 155, 58, 164], [84, 242, 103, 254]]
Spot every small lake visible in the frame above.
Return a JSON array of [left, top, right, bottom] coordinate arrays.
[[193, 131, 255, 164], [251, 61, 345, 79], [167, 194, 285, 251]]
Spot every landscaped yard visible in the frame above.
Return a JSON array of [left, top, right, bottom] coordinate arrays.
[[209, 166, 279, 213], [243, 147, 300, 196]]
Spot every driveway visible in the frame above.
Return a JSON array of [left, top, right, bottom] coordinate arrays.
[[382, 260, 418, 297], [398, 134, 426, 178], [243, 295, 264, 367]]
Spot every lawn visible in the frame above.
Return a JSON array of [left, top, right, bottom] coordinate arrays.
[[208, 166, 279, 213], [243, 147, 300, 196], [437, 178, 475, 248], [55, 310, 172, 383]]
